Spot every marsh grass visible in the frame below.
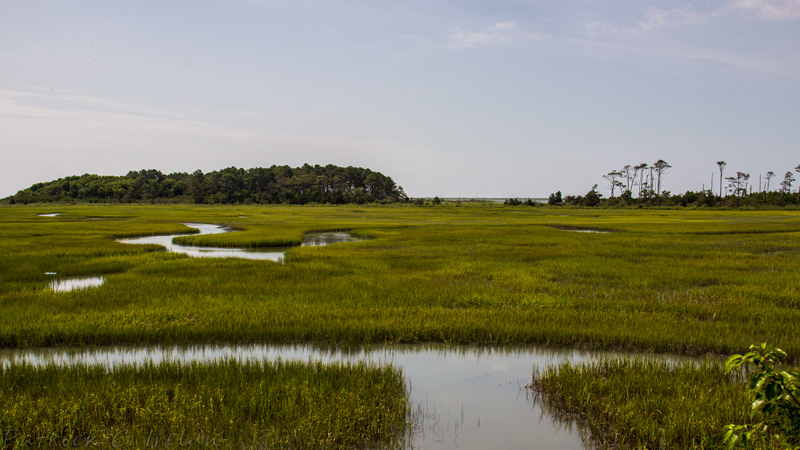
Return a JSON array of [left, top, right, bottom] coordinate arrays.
[[531, 359, 758, 449], [172, 225, 303, 248], [0, 359, 408, 449], [1, 205, 800, 359]]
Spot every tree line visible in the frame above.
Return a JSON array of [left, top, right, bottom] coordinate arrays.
[[545, 160, 800, 208], [5, 165, 407, 205]]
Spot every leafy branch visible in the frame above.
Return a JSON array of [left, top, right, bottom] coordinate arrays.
[[723, 343, 800, 449]]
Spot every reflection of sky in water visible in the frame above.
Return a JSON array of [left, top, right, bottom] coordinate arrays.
[[554, 227, 610, 234], [37, 213, 61, 217], [301, 231, 361, 247], [117, 223, 361, 261], [50, 276, 104, 292], [0, 343, 690, 450]]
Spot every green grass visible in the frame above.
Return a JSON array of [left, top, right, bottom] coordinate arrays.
[[1, 204, 799, 359], [0, 359, 408, 449], [172, 224, 304, 248], [4, 203, 800, 449], [531, 357, 800, 449]]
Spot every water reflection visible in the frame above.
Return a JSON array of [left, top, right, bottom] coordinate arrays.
[[50, 276, 104, 292], [117, 223, 362, 261], [37, 213, 61, 217], [552, 226, 612, 234], [0, 343, 687, 450], [302, 231, 362, 247]]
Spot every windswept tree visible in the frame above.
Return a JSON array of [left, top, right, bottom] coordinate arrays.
[[765, 171, 775, 192], [726, 172, 749, 198], [725, 176, 738, 197], [717, 161, 726, 197], [621, 165, 634, 194], [635, 163, 648, 197], [631, 164, 641, 196], [603, 170, 624, 198], [742, 172, 751, 196], [646, 166, 655, 198], [653, 160, 671, 196], [781, 171, 795, 193]]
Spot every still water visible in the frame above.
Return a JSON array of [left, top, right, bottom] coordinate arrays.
[[0, 343, 685, 449], [117, 223, 362, 261], [49, 276, 104, 292], [552, 226, 611, 234]]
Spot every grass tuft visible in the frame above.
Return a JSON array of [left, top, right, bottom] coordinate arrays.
[[0, 359, 408, 449], [530, 358, 759, 449]]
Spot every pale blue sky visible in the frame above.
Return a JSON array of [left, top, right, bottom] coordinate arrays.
[[2, 0, 799, 198]]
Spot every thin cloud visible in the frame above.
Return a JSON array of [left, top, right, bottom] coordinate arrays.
[[584, 21, 624, 39], [447, 21, 516, 49], [574, 2, 797, 75], [493, 21, 515, 30], [584, 5, 705, 40], [730, 0, 800, 20], [1, 87, 185, 122], [638, 5, 701, 30], [565, 36, 799, 75], [0, 89, 415, 153]]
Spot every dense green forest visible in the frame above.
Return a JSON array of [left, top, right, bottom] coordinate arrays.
[[4, 165, 406, 205]]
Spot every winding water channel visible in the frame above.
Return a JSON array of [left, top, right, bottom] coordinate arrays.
[[50, 224, 363, 292], [116, 223, 361, 261]]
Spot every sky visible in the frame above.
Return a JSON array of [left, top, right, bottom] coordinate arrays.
[[1, 0, 799, 199]]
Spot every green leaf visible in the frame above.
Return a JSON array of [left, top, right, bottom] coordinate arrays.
[[725, 355, 743, 372], [764, 380, 782, 401], [726, 433, 738, 450], [772, 347, 787, 361], [723, 425, 734, 440], [750, 373, 767, 390], [778, 371, 795, 384], [751, 400, 764, 417]]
